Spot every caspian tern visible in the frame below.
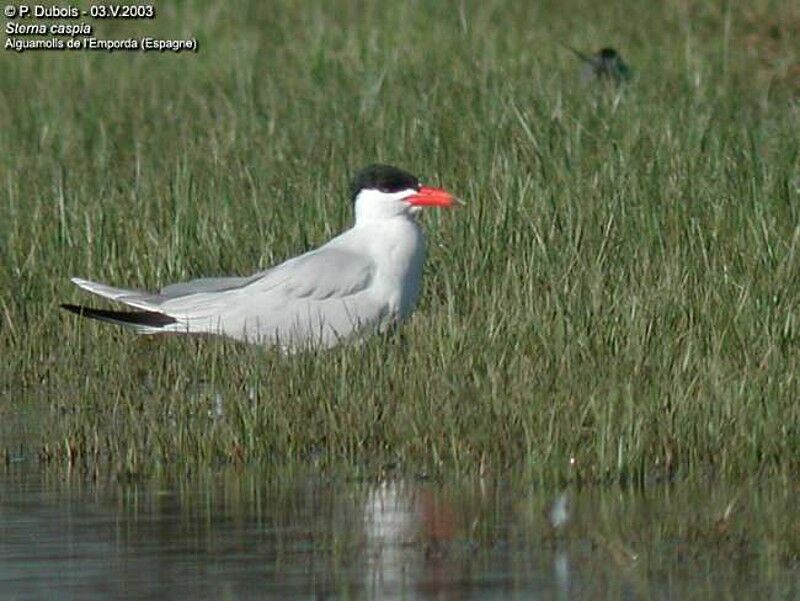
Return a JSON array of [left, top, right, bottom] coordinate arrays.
[[62, 164, 457, 350]]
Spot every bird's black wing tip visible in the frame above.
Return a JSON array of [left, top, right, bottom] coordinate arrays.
[[60, 304, 176, 328], [61, 303, 84, 315]]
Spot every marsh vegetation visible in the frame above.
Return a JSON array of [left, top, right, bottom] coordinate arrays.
[[1, 0, 799, 484]]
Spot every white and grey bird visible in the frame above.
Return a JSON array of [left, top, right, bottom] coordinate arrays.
[[62, 164, 457, 351]]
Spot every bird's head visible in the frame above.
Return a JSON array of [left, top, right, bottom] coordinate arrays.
[[598, 47, 620, 62], [350, 164, 457, 222], [596, 47, 631, 81]]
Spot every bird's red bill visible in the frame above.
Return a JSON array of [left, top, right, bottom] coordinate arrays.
[[408, 186, 457, 207]]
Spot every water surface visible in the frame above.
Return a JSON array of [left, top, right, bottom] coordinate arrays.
[[1, 461, 798, 599]]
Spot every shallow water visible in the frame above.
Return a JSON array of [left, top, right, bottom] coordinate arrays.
[[1, 461, 798, 599]]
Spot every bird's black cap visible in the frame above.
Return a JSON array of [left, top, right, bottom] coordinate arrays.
[[598, 47, 620, 60], [350, 164, 420, 202]]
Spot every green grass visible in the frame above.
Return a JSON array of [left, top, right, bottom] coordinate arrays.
[[1, 0, 799, 482]]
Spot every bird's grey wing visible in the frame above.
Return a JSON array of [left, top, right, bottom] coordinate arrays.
[[278, 248, 375, 300], [161, 247, 377, 317], [159, 247, 384, 345], [159, 275, 261, 298], [69, 272, 263, 310], [251, 248, 382, 346]]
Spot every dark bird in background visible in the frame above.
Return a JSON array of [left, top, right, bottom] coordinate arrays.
[[564, 45, 632, 85]]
